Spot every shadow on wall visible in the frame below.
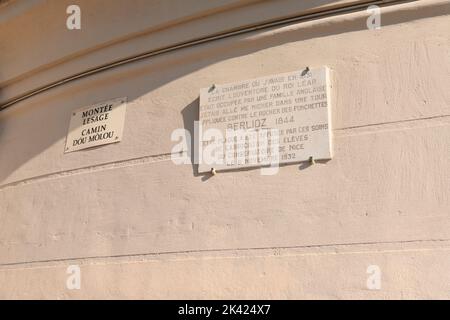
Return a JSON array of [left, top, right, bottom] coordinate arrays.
[[0, 0, 446, 186], [180, 97, 200, 176]]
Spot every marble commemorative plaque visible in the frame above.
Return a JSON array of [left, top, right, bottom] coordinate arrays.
[[198, 67, 333, 172]]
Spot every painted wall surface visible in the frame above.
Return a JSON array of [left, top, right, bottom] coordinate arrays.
[[0, 0, 449, 299]]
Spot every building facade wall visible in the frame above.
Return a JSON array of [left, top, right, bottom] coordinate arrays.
[[0, 0, 449, 299]]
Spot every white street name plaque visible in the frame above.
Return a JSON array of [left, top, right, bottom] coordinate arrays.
[[65, 97, 127, 153], [198, 67, 332, 172]]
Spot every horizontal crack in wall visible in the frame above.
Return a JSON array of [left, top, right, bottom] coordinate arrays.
[[1, 238, 450, 270], [1, 114, 449, 190]]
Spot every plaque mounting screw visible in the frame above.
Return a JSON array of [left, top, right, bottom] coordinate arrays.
[[301, 66, 310, 76], [210, 168, 217, 175], [309, 156, 315, 165], [208, 84, 216, 93]]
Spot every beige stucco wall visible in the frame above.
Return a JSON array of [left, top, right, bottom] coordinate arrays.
[[0, 0, 449, 299]]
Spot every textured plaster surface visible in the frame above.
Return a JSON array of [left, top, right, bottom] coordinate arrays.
[[0, 0, 449, 299]]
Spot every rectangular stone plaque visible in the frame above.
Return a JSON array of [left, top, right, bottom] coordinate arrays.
[[198, 67, 332, 172], [65, 97, 127, 153]]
